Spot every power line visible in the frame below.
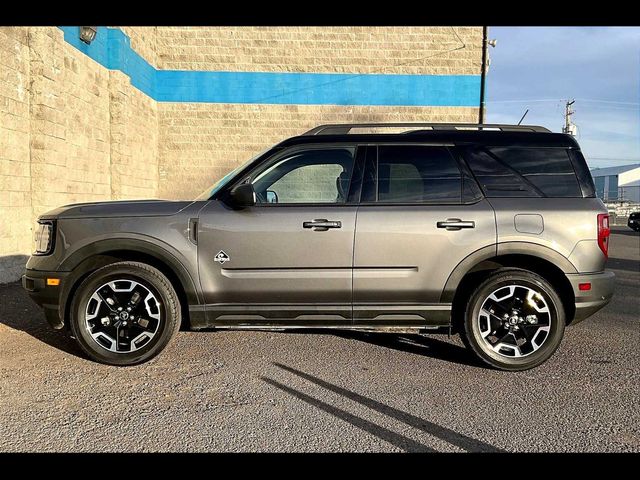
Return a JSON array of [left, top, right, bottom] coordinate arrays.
[[576, 99, 640, 106], [488, 99, 638, 110], [587, 158, 640, 164], [488, 98, 640, 106], [486, 99, 562, 104]]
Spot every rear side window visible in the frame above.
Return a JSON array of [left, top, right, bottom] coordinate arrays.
[[464, 147, 583, 198], [568, 149, 596, 197], [375, 146, 462, 203]]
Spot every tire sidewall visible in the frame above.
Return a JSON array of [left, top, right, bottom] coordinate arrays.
[[465, 270, 565, 371], [70, 264, 179, 366]]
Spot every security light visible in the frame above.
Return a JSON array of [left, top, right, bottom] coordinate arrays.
[[79, 26, 98, 45]]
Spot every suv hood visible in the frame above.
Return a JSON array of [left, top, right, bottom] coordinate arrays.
[[38, 200, 197, 220]]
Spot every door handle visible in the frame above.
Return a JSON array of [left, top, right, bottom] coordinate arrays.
[[303, 219, 342, 231], [436, 218, 475, 231], [187, 218, 198, 245]]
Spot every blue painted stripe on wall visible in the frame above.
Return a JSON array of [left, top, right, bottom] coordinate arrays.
[[59, 26, 481, 107], [155, 70, 480, 106]]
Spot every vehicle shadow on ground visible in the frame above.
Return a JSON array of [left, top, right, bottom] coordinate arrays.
[[263, 362, 504, 452], [278, 328, 483, 368], [333, 330, 483, 368], [608, 257, 640, 273], [0, 282, 83, 357]]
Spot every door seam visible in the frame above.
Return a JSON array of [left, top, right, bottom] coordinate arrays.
[[351, 205, 359, 326]]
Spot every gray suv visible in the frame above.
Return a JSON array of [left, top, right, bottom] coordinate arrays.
[[23, 123, 615, 370]]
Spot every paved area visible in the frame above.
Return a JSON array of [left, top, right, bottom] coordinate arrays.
[[1, 227, 638, 452]]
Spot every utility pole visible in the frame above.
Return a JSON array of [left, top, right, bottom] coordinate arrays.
[[563, 100, 577, 135], [479, 28, 497, 125], [479, 26, 488, 124]]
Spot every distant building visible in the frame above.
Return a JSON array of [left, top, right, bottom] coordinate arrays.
[[590, 164, 640, 203]]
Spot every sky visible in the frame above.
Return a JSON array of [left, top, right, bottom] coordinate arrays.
[[486, 27, 640, 170]]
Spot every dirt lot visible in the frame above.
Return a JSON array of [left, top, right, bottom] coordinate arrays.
[[1, 227, 638, 452]]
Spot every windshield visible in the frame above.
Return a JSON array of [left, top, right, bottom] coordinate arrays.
[[195, 148, 272, 201]]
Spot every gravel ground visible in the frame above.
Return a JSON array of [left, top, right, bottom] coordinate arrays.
[[0, 227, 638, 452]]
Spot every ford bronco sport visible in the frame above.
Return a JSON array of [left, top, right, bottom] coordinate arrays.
[[23, 123, 615, 370]]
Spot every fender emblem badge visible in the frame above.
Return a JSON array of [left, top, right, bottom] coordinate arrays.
[[214, 250, 230, 264]]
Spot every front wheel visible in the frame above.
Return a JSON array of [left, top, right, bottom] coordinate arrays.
[[461, 268, 565, 371], [69, 261, 181, 366]]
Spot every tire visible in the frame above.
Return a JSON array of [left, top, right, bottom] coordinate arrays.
[[460, 268, 565, 371], [69, 261, 181, 366]]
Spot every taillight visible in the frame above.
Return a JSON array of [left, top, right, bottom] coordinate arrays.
[[597, 213, 610, 258]]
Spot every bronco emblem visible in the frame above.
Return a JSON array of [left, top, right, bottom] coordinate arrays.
[[214, 251, 230, 264]]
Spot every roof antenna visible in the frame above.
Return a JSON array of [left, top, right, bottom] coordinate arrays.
[[517, 109, 529, 126]]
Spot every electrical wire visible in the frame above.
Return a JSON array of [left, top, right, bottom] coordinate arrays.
[[576, 99, 640, 106], [486, 99, 563, 104], [587, 157, 640, 162]]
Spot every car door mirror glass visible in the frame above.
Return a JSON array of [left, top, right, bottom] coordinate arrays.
[[266, 190, 279, 203]]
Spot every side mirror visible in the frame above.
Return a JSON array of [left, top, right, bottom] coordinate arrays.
[[228, 183, 256, 208]]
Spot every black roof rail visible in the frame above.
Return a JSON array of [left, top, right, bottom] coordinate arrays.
[[302, 123, 552, 135]]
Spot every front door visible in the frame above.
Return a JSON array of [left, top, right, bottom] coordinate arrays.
[[197, 145, 360, 327], [353, 144, 496, 326]]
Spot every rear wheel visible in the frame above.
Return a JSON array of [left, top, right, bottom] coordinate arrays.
[[461, 268, 565, 371], [70, 261, 181, 366]]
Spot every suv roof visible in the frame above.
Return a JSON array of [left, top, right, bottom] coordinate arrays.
[[275, 123, 580, 149]]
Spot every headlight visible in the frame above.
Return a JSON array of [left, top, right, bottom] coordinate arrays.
[[34, 221, 54, 255]]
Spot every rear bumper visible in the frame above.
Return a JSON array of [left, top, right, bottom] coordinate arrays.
[[566, 270, 615, 324], [22, 269, 69, 329]]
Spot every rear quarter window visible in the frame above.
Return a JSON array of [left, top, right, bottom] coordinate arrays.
[[464, 146, 583, 198]]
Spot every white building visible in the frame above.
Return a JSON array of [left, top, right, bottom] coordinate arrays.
[[590, 164, 640, 203]]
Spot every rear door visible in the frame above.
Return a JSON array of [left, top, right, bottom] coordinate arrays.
[[353, 144, 496, 326]]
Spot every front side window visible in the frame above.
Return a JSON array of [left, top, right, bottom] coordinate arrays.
[[373, 146, 463, 203], [251, 147, 355, 204]]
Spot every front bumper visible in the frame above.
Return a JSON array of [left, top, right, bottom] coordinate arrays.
[[566, 270, 615, 324], [22, 269, 69, 329]]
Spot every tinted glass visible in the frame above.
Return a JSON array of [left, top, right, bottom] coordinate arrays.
[[568, 149, 596, 198], [251, 148, 355, 204], [488, 147, 582, 197], [463, 148, 541, 197], [376, 146, 462, 203]]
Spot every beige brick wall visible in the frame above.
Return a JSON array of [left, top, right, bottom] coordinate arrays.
[[158, 103, 479, 200], [0, 27, 159, 282], [120, 27, 158, 67], [0, 28, 31, 281], [109, 70, 159, 199], [156, 26, 482, 74], [29, 27, 112, 215]]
